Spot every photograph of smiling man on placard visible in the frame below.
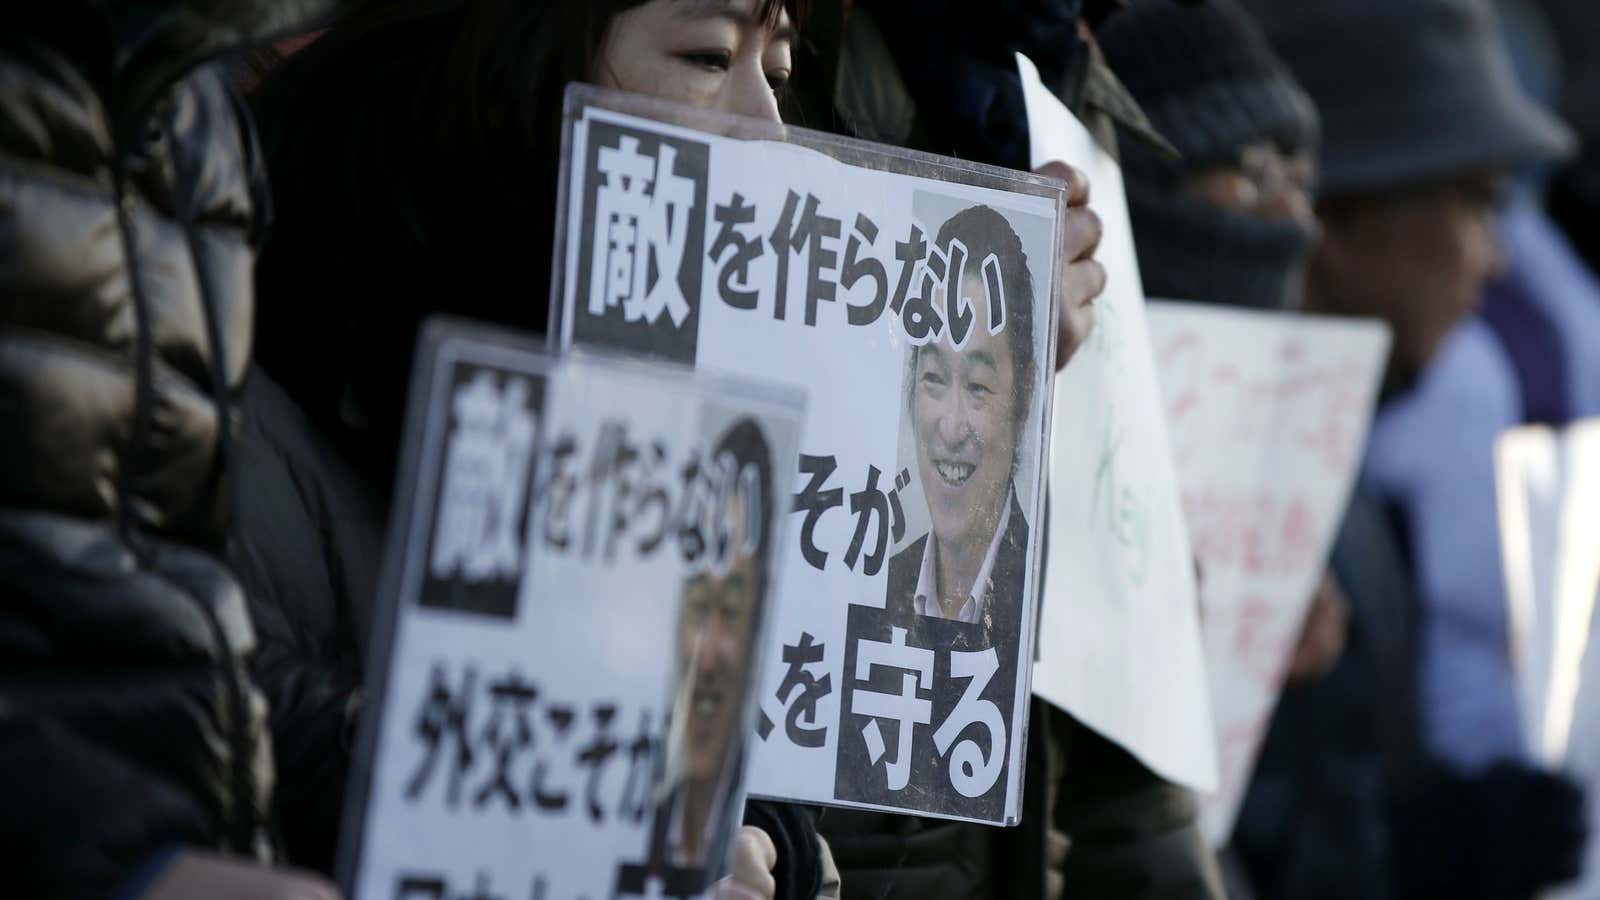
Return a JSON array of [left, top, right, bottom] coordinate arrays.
[[616, 416, 780, 898], [832, 193, 1050, 820], [888, 203, 1037, 643]]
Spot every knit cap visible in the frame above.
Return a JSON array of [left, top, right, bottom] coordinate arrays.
[[1098, 0, 1320, 171], [1100, 0, 1322, 309]]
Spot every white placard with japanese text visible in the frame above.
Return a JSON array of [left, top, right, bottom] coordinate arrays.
[[341, 322, 804, 900], [554, 85, 1063, 825]]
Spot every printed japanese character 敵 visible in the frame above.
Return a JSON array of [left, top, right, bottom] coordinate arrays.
[[589, 136, 695, 327], [431, 372, 535, 584]]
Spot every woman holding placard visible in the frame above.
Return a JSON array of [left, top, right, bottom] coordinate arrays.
[[235, 3, 1108, 898], [238, 2, 815, 897]]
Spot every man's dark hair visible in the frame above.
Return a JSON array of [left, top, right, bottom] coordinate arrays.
[[905, 203, 1039, 463], [705, 416, 775, 597]]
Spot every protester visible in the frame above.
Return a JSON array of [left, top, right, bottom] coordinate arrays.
[[1098, 0, 1320, 313], [1482, 0, 1600, 429], [236, 2, 1105, 895], [1236, 0, 1589, 896], [235, 3, 972, 898], [1095, 3, 1326, 894], [1356, 0, 1600, 782], [0, 2, 347, 898], [805, 2, 1226, 898], [237, 2, 817, 894]]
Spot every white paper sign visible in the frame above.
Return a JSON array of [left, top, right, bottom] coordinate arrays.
[[554, 86, 1064, 824], [1495, 420, 1600, 900], [1146, 302, 1391, 843], [341, 323, 804, 900], [1497, 421, 1600, 766], [1017, 52, 1217, 791]]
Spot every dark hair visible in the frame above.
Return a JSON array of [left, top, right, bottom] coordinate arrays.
[[251, 0, 805, 483], [906, 203, 1039, 462], [701, 416, 775, 596]]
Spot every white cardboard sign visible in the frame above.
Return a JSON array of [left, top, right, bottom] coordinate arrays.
[[1146, 302, 1390, 842], [1496, 420, 1600, 900], [1018, 52, 1218, 792]]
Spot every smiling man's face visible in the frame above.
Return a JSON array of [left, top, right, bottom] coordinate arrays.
[[911, 274, 1020, 560], [676, 508, 758, 785]]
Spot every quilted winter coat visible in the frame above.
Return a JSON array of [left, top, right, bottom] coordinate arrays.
[[0, 3, 334, 897]]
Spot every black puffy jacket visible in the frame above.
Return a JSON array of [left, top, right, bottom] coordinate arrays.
[[0, 3, 331, 897]]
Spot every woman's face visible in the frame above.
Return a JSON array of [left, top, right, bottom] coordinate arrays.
[[594, 0, 795, 124]]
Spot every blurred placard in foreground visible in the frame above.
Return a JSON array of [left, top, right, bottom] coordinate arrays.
[[340, 321, 803, 900], [1496, 420, 1600, 899]]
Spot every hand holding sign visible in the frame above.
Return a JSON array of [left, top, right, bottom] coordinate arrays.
[[1034, 160, 1105, 371], [712, 826, 778, 900]]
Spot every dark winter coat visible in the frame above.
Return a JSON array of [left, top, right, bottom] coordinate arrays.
[[0, 2, 334, 896], [230, 372, 383, 873]]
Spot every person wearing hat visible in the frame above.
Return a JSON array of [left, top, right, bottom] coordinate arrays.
[[807, 4, 1233, 898], [1099, 0, 1322, 313], [1098, 8, 1368, 899], [1237, 0, 1589, 897], [1242, 0, 1572, 381]]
